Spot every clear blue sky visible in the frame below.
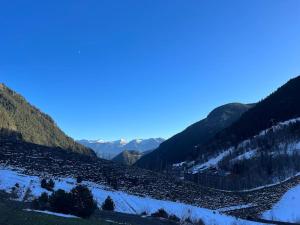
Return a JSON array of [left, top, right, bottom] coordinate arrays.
[[1, 0, 300, 141]]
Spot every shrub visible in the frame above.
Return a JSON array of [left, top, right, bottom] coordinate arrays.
[[102, 196, 115, 211], [32, 192, 49, 210], [23, 188, 33, 202], [10, 186, 19, 199], [33, 185, 97, 218], [194, 219, 205, 225], [49, 189, 73, 214], [185, 217, 192, 223], [70, 185, 97, 218], [169, 214, 180, 222], [141, 211, 147, 216], [151, 208, 169, 219], [41, 178, 55, 191], [76, 176, 83, 184]]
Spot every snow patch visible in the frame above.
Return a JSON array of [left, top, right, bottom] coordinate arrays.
[[24, 209, 79, 218], [231, 149, 257, 163], [0, 167, 262, 225], [217, 204, 256, 213], [191, 148, 233, 174], [262, 183, 300, 223]]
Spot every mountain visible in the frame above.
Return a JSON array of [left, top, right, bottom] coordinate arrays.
[[112, 150, 145, 165], [78, 138, 164, 159], [135, 103, 254, 171], [0, 83, 94, 156], [152, 76, 300, 190], [199, 76, 300, 156]]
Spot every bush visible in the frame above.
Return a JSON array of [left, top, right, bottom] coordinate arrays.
[[102, 196, 115, 211], [34, 186, 97, 218], [141, 211, 147, 216], [151, 208, 169, 219], [32, 192, 49, 210], [76, 176, 83, 184], [185, 217, 193, 223], [169, 214, 180, 222], [49, 189, 73, 214], [70, 185, 97, 218], [194, 219, 205, 225], [41, 178, 55, 191]]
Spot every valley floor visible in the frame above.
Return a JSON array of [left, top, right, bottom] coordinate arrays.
[[0, 167, 263, 225]]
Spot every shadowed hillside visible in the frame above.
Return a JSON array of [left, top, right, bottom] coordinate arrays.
[[135, 103, 253, 171], [0, 83, 94, 156]]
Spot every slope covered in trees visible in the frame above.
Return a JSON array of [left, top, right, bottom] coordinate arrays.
[[197, 76, 300, 159], [0, 83, 94, 156], [135, 103, 253, 171]]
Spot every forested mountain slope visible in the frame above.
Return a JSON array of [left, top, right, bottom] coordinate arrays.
[[135, 103, 253, 171], [0, 83, 94, 156], [195, 76, 300, 159]]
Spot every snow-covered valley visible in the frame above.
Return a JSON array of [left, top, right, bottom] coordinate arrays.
[[0, 167, 265, 225]]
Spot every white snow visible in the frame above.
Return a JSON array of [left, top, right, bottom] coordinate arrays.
[[262, 183, 300, 223], [0, 166, 262, 225], [217, 204, 256, 213], [231, 149, 257, 163], [259, 118, 300, 136], [189, 118, 300, 175], [172, 161, 186, 167], [24, 209, 79, 218], [191, 148, 233, 174]]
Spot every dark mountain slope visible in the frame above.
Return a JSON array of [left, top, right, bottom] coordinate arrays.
[[198, 75, 300, 158], [135, 103, 253, 170], [0, 83, 94, 156], [112, 150, 144, 165]]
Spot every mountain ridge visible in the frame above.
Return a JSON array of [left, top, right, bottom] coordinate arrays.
[[0, 83, 94, 156], [78, 138, 164, 159], [135, 103, 254, 170]]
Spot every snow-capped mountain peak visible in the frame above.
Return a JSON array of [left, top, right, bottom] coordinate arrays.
[[78, 138, 165, 160]]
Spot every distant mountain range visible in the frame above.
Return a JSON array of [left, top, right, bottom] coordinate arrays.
[[78, 138, 164, 159]]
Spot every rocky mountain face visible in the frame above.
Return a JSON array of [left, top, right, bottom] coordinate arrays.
[[112, 150, 148, 165], [0, 83, 94, 156], [78, 138, 164, 159], [135, 103, 253, 171]]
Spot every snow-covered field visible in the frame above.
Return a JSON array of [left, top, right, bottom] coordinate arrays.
[[0, 167, 263, 225], [262, 183, 300, 223], [24, 209, 79, 218]]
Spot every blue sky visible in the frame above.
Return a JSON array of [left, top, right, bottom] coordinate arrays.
[[1, 0, 300, 141]]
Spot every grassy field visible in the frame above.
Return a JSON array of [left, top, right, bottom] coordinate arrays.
[[0, 197, 114, 225], [0, 203, 115, 225]]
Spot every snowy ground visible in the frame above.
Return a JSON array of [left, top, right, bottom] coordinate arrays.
[[0, 166, 263, 225], [24, 209, 79, 218], [262, 184, 300, 223], [190, 148, 233, 174], [190, 118, 300, 174]]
